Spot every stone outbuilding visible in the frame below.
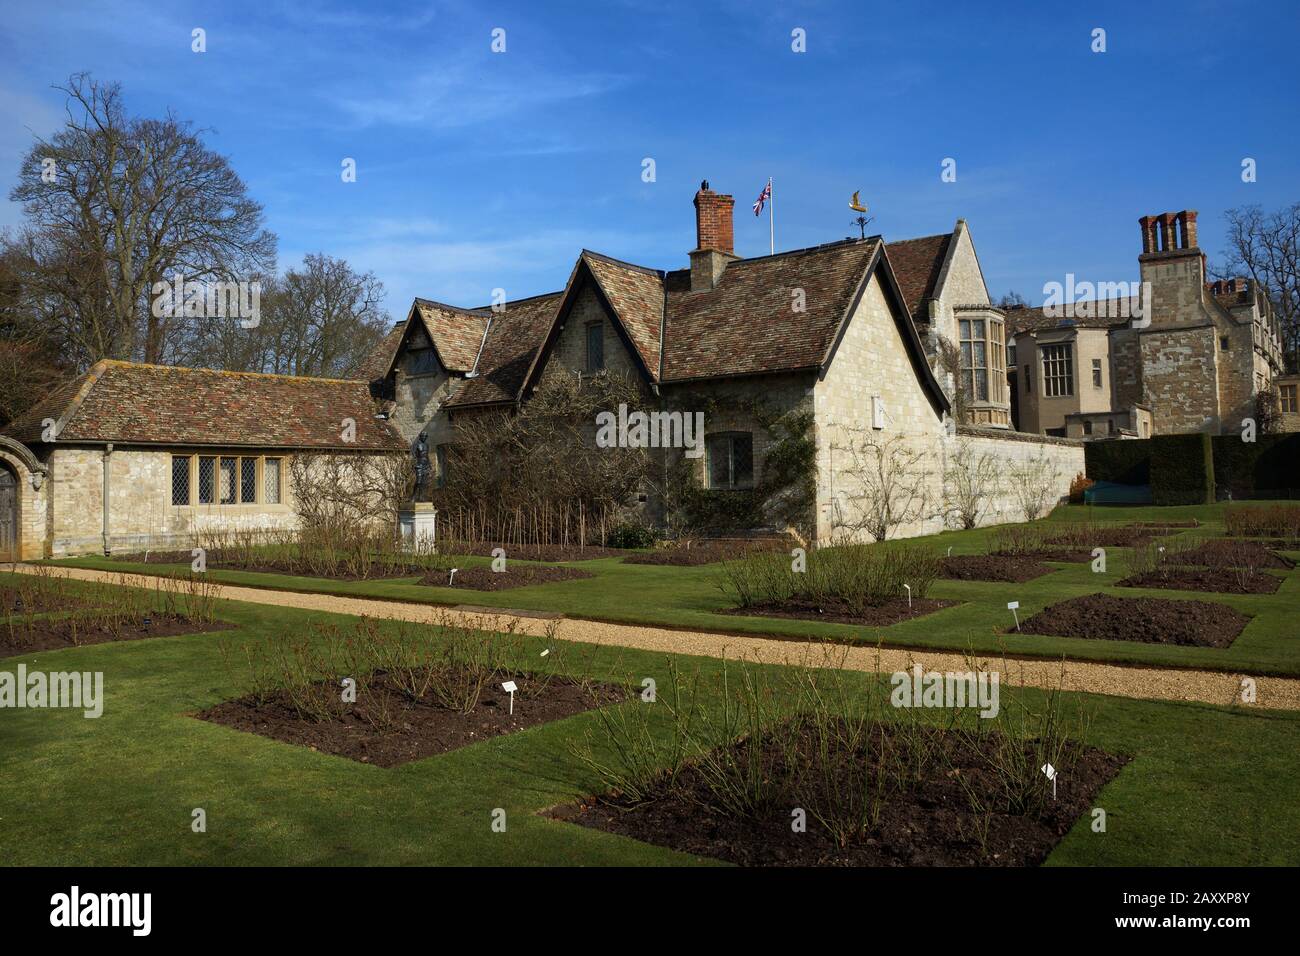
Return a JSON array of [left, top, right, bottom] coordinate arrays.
[[1, 361, 406, 559]]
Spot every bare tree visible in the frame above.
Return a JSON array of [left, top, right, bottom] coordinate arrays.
[[1220, 203, 1300, 372], [289, 452, 412, 530], [1007, 448, 1062, 521], [8, 73, 276, 368], [830, 430, 932, 541], [435, 368, 654, 546], [937, 335, 968, 425], [186, 254, 388, 377], [944, 440, 1000, 529]]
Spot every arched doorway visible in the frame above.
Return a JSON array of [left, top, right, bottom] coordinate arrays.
[[0, 464, 16, 562]]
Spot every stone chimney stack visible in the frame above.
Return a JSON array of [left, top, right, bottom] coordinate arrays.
[[1138, 209, 1207, 329], [1139, 210, 1199, 254], [690, 180, 738, 291]]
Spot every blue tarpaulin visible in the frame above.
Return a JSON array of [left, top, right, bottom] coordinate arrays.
[[1083, 481, 1153, 505]]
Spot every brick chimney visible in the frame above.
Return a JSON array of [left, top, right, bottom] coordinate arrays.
[[1139, 210, 1199, 255], [690, 180, 738, 291]]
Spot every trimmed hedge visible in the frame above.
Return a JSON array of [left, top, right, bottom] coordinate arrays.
[[1084, 440, 1151, 485], [1211, 433, 1300, 498], [1149, 433, 1215, 505]]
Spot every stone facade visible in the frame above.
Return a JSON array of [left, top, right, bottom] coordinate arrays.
[[23, 444, 405, 558], [1013, 210, 1285, 439]]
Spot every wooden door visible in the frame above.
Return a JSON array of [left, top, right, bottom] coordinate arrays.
[[0, 467, 16, 561]]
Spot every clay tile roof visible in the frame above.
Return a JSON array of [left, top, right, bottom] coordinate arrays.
[[885, 233, 951, 322], [412, 299, 491, 372], [660, 239, 879, 381], [581, 251, 664, 374], [357, 320, 407, 383], [2, 360, 407, 450], [1004, 304, 1131, 335], [445, 292, 564, 407]]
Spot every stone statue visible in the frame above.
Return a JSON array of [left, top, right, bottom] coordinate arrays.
[[413, 431, 432, 501]]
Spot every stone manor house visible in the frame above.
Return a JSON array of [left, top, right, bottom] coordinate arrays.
[[3, 181, 1282, 561]]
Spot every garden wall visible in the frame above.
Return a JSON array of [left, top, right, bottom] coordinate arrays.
[[944, 426, 1084, 528]]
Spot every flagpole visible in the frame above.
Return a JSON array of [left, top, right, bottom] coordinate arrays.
[[769, 177, 774, 255]]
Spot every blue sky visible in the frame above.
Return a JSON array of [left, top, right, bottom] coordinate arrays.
[[2, 0, 1297, 321]]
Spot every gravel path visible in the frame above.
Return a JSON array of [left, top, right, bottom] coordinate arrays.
[[11, 563, 1300, 712]]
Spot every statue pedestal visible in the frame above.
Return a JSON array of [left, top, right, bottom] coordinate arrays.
[[398, 502, 437, 553]]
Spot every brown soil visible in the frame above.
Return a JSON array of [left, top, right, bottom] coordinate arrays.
[[724, 597, 955, 629], [1119, 567, 1282, 595], [551, 722, 1126, 867], [1016, 593, 1250, 647], [197, 672, 624, 767], [0, 613, 234, 656], [1045, 528, 1154, 548], [1258, 539, 1300, 550], [940, 555, 1055, 583], [1166, 540, 1296, 570], [112, 550, 430, 581], [1, 588, 96, 616], [419, 564, 595, 591], [991, 548, 1094, 563], [622, 541, 785, 567], [448, 543, 626, 562]]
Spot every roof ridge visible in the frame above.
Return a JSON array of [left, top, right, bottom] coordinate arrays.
[[96, 359, 368, 386], [469, 289, 566, 311], [886, 232, 952, 246], [580, 249, 665, 276], [731, 236, 879, 265]]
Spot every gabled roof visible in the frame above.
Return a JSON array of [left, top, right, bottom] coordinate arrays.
[[410, 299, 491, 373], [885, 233, 952, 323], [2, 360, 407, 451], [394, 234, 951, 416], [580, 251, 665, 374], [516, 252, 663, 401], [661, 239, 881, 381], [357, 320, 407, 382], [446, 292, 565, 407]]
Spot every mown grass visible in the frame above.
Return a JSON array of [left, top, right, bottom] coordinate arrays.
[[47, 502, 1300, 675], [0, 573, 1298, 866]]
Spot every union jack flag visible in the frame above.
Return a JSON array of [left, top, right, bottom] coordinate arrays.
[[752, 179, 771, 216]]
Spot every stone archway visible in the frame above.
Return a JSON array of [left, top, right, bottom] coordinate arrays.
[[0, 436, 49, 562]]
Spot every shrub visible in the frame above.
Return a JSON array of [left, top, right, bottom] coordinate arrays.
[[1149, 434, 1214, 505], [717, 543, 939, 615], [1212, 434, 1300, 499], [1068, 472, 1095, 504], [1084, 439, 1151, 485], [605, 522, 656, 549], [1224, 505, 1300, 538]]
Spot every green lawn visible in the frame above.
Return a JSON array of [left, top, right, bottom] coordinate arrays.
[[1, 576, 1298, 866], [49, 503, 1300, 676]]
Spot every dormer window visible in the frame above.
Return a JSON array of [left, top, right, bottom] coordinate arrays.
[[586, 322, 605, 372], [405, 326, 439, 376], [406, 348, 438, 376]]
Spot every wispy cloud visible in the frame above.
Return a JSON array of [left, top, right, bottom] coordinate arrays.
[[331, 63, 625, 130]]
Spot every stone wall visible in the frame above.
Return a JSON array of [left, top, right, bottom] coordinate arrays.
[[42, 446, 401, 558], [1139, 325, 1222, 433], [551, 282, 641, 378], [944, 427, 1084, 527], [815, 271, 948, 542]]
